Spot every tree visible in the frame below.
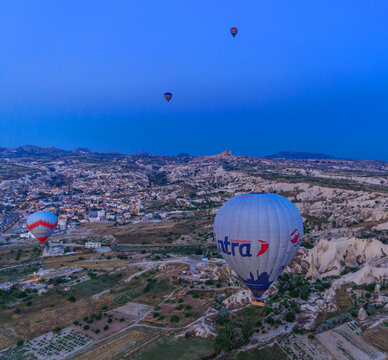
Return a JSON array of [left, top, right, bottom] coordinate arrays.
[[215, 322, 239, 353], [218, 307, 229, 324], [285, 311, 296, 322], [170, 315, 179, 323], [64, 246, 71, 253], [16, 339, 24, 347], [67, 295, 76, 302]]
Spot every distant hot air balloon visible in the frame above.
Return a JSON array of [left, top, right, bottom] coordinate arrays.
[[230, 27, 238, 37], [214, 193, 303, 305], [27, 211, 58, 244], [164, 92, 172, 102]]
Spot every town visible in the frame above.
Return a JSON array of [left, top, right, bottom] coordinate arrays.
[[0, 146, 387, 360]]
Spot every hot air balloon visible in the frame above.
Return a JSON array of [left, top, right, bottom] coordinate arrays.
[[230, 27, 238, 37], [27, 211, 58, 244], [164, 92, 172, 102], [214, 193, 303, 306]]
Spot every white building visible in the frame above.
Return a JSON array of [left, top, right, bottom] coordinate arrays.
[[85, 241, 101, 249]]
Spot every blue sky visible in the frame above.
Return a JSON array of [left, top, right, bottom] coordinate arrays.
[[0, 1, 387, 159]]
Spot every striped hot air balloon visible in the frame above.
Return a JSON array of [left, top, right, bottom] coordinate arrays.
[[164, 92, 172, 102], [27, 211, 58, 243], [230, 27, 238, 37], [214, 193, 303, 305]]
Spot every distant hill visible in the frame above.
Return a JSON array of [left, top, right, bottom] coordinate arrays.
[[265, 151, 337, 160], [0, 145, 114, 159]]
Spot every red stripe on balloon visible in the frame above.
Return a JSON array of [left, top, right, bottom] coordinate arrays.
[[27, 219, 58, 231]]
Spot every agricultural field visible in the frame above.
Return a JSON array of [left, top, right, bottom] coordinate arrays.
[[129, 336, 215, 360], [0, 328, 94, 360], [277, 333, 334, 360], [0, 287, 117, 348], [42, 253, 129, 271], [94, 218, 212, 245], [316, 321, 387, 360], [0, 246, 41, 269], [228, 343, 288, 360], [75, 327, 160, 360], [361, 313, 388, 353]]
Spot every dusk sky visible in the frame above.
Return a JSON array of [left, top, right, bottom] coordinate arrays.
[[0, 1, 387, 160]]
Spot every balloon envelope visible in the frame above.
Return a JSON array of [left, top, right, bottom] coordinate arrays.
[[214, 193, 303, 299], [164, 92, 172, 102], [230, 27, 238, 37], [27, 211, 58, 243]]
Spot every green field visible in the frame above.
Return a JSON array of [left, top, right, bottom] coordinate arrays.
[[232, 344, 287, 360], [130, 336, 215, 360], [71, 274, 122, 296]]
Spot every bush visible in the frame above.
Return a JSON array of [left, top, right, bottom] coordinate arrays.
[[178, 299, 184, 303], [170, 315, 180, 323], [285, 311, 296, 322], [242, 323, 253, 343], [301, 292, 310, 301], [67, 295, 76, 302], [308, 334, 314, 340], [101, 305, 108, 310], [95, 329, 100, 334], [83, 325, 89, 330], [107, 318, 112, 323], [104, 325, 109, 330], [185, 305, 192, 310], [73, 320, 79, 325]]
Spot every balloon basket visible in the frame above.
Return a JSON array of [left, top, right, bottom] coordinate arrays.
[[252, 298, 265, 307]]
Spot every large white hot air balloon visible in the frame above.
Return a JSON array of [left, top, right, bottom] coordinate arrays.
[[214, 193, 303, 305]]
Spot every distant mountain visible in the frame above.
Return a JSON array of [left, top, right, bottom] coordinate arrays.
[[265, 151, 337, 160], [135, 151, 150, 156], [0, 145, 67, 158]]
